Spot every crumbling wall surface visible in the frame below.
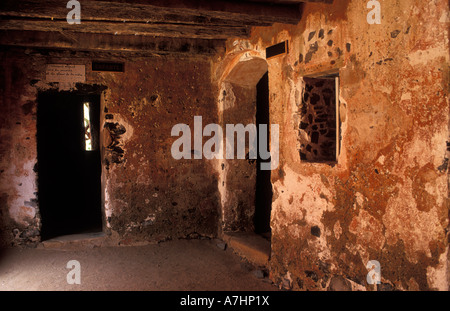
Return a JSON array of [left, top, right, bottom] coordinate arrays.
[[102, 58, 220, 244], [218, 0, 449, 290], [0, 50, 41, 247], [220, 83, 257, 232], [0, 49, 220, 246]]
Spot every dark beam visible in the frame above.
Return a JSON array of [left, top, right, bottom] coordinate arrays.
[[89, 0, 303, 24], [0, 30, 225, 55], [237, 0, 333, 3], [0, 19, 250, 40], [0, 0, 301, 26]]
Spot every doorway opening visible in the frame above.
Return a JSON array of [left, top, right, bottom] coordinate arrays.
[[219, 54, 272, 267], [255, 71, 272, 238], [37, 91, 103, 240]]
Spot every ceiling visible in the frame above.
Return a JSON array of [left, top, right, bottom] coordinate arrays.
[[0, 0, 333, 55]]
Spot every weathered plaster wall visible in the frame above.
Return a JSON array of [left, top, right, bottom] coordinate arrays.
[[220, 83, 257, 232], [216, 0, 449, 290], [0, 52, 40, 246], [0, 49, 220, 246], [101, 58, 220, 244]]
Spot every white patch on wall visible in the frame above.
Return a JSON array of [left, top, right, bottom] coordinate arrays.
[[383, 178, 443, 263], [125, 214, 155, 233], [333, 220, 342, 240], [408, 46, 447, 66], [271, 167, 335, 232], [439, 11, 449, 23], [8, 160, 37, 226], [354, 192, 365, 208], [218, 82, 236, 112], [104, 185, 112, 228], [426, 249, 449, 291], [431, 128, 448, 168], [400, 92, 412, 101]]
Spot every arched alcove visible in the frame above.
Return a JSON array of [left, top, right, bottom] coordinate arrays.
[[223, 57, 268, 87], [216, 51, 272, 237]]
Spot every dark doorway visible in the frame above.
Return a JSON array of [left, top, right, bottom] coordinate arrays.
[[254, 71, 272, 236], [37, 92, 102, 240]]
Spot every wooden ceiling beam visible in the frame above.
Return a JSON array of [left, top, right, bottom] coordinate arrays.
[[0, 30, 225, 55], [235, 0, 333, 3], [88, 0, 304, 24], [0, 0, 301, 26], [0, 19, 250, 40]]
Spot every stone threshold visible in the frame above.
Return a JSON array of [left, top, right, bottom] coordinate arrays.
[[39, 231, 107, 250], [222, 231, 271, 268]]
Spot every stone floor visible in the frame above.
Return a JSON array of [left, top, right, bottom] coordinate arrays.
[[0, 236, 278, 291]]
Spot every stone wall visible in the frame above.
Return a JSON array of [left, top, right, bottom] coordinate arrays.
[[217, 0, 449, 290], [0, 48, 220, 246]]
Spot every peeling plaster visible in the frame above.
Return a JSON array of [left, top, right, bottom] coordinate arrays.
[[427, 249, 449, 290], [383, 178, 444, 262], [226, 0, 450, 291], [8, 160, 37, 226], [408, 46, 448, 66]]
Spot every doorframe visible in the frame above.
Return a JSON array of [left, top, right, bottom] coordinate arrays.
[[35, 84, 107, 239], [215, 50, 271, 236]]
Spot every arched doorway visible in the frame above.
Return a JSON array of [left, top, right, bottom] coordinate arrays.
[[217, 52, 272, 239]]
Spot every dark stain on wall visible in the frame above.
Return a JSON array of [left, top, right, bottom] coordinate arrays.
[[104, 122, 127, 168]]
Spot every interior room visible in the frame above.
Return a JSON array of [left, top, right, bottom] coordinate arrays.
[[0, 0, 448, 291]]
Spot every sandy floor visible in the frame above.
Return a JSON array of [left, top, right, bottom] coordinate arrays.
[[0, 238, 278, 291]]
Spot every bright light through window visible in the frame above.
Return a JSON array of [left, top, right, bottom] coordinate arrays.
[[84, 102, 92, 151]]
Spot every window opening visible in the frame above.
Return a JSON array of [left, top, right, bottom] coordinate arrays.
[[83, 101, 92, 151], [298, 74, 340, 163]]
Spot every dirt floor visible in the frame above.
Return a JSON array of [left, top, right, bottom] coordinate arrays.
[[0, 238, 278, 291]]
